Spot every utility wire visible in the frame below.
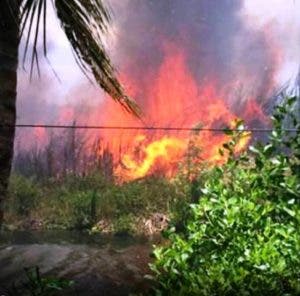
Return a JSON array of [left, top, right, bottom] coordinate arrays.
[[0, 124, 299, 133]]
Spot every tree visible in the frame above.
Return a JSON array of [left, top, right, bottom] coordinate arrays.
[[0, 0, 140, 224]]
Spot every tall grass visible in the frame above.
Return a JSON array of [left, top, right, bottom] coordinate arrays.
[[5, 172, 186, 234]]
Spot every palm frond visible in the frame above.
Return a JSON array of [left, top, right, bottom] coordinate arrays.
[[20, 0, 46, 76], [20, 0, 141, 117]]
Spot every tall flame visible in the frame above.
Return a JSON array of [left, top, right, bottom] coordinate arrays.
[[94, 44, 259, 180], [19, 43, 267, 181]]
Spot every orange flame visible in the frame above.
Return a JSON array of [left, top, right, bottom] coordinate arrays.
[[39, 41, 270, 181], [116, 136, 187, 180], [91, 43, 256, 180]]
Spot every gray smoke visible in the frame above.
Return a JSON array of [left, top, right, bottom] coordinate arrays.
[[112, 0, 280, 106]]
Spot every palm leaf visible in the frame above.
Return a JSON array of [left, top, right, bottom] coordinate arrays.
[[20, 0, 141, 117]]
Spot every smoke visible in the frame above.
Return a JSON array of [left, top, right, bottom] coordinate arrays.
[[242, 0, 300, 84], [110, 0, 282, 106], [16, 0, 289, 127]]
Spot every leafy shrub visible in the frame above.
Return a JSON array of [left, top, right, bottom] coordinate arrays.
[[69, 191, 98, 229], [47, 190, 98, 230], [109, 177, 178, 216], [113, 214, 136, 235], [151, 97, 300, 295], [55, 171, 109, 193], [8, 175, 40, 216], [6, 170, 184, 233]]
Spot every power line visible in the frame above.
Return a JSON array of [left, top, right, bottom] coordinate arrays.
[[0, 124, 299, 133]]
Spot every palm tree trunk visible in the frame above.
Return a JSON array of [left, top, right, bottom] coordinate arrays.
[[0, 0, 20, 225]]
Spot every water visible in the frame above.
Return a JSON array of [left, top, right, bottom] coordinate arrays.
[[0, 231, 155, 295]]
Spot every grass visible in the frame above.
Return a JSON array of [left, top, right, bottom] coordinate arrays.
[[4, 172, 188, 235]]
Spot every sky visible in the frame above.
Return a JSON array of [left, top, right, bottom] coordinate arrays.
[[17, 0, 300, 122]]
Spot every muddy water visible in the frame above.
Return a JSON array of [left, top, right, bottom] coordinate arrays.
[[0, 231, 156, 295]]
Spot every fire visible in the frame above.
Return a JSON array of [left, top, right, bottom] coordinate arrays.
[[15, 2, 284, 182], [26, 42, 264, 181], [93, 43, 255, 181], [117, 136, 187, 180], [33, 126, 47, 144]]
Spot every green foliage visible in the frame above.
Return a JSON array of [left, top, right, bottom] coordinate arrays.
[[5, 267, 73, 296], [5, 173, 182, 234], [67, 190, 98, 230], [113, 214, 136, 235], [8, 175, 40, 216], [151, 97, 300, 296]]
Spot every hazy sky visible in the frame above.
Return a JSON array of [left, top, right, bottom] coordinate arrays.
[[17, 0, 300, 110]]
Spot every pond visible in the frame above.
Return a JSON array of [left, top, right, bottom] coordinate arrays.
[[0, 231, 156, 295]]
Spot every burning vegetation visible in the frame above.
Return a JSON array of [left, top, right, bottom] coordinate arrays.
[[14, 0, 285, 182], [14, 43, 271, 182]]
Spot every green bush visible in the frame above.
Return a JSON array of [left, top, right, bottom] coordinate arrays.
[[6, 170, 184, 233], [44, 190, 98, 230], [69, 190, 98, 229], [151, 97, 300, 296], [104, 177, 178, 217], [113, 214, 136, 235], [55, 171, 109, 192], [8, 175, 40, 216]]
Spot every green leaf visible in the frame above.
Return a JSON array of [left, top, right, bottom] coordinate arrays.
[[283, 207, 296, 217]]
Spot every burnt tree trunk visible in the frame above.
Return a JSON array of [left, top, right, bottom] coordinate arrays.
[[0, 0, 20, 225]]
